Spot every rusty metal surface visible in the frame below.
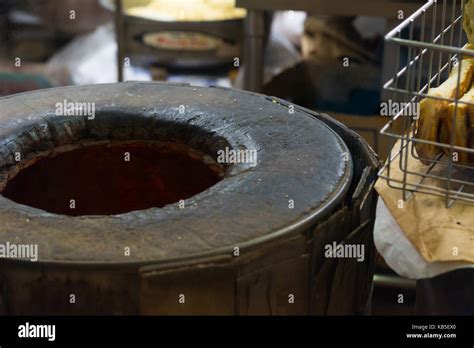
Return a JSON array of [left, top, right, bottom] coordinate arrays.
[[0, 82, 352, 264]]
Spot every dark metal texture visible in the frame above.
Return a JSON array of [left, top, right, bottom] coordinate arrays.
[[115, 0, 124, 82], [0, 82, 378, 315], [243, 10, 265, 92], [0, 82, 351, 263]]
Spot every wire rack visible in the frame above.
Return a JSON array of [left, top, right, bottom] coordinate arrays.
[[380, 0, 474, 207]]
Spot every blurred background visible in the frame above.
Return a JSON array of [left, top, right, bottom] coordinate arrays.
[[0, 0, 426, 315], [0, 1, 385, 112]]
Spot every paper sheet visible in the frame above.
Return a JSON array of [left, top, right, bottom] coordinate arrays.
[[375, 139, 474, 263], [374, 197, 474, 279]]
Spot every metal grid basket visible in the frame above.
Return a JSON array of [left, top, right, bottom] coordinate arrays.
[[380, 0, 474, 207]]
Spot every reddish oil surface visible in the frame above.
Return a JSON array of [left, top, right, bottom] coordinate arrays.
[[2, 143, 221, 216]]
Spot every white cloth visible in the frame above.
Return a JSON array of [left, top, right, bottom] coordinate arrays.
[[48, 23, 151, 85]]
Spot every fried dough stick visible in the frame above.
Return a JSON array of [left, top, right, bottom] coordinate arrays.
[[442, 84, 474, 164], [415, 58, 474, 164]]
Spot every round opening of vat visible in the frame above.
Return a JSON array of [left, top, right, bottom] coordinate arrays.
[[1, 142, 224, 216]]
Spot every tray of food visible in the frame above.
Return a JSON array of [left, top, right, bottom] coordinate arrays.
[[101, 0, 246, 67]]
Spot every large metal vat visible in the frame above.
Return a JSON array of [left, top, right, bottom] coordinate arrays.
[[0, 82, 378, 315]]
